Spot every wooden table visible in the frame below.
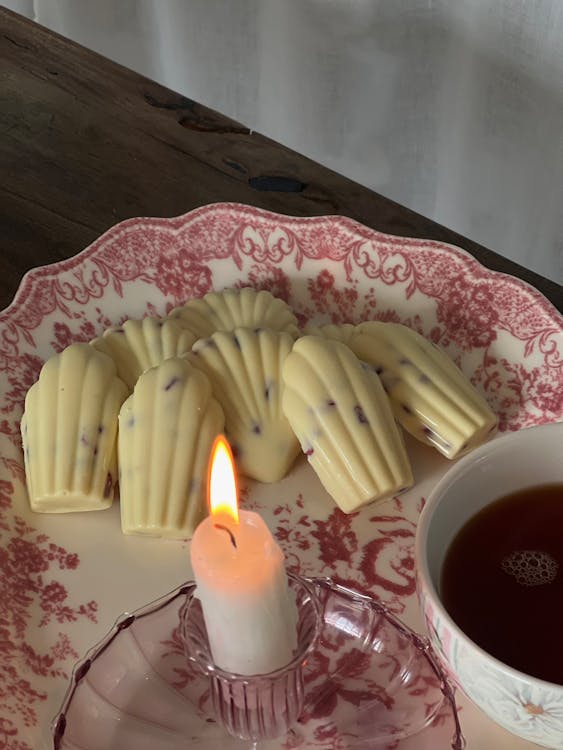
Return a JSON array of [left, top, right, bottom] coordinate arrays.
[[1, 8, 561, 314]]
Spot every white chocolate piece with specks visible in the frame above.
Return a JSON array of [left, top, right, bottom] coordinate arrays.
[[188, 327, 300, 483], [282, 336, 413, 513], [350, 322, 498, 458], [21, 343, 128, 513], [91, 317, 197, 391], [169, 287, 299, 340], [118, 357, 224, 539]]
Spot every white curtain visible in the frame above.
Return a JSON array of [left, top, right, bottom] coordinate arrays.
[[5, 0, 562, 284]]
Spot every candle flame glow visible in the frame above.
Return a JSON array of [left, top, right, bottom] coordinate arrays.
[[208, 435, 239, 524]]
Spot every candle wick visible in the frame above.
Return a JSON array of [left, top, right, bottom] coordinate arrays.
[[214, 523, 237, 549]]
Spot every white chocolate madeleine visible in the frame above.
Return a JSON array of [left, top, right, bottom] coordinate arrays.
[[118, 357, 224, 539], [351, 322, 498, 459], [169, 287, 299, 340], [188, 327, 300, 483], [21, 343, 128, 513], [91, 317, 197, 391], [302, 322, 356, 346], [281, 336, 413, 513]]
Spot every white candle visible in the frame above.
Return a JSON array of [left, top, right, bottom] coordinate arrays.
[[190, 436, 298, 675]]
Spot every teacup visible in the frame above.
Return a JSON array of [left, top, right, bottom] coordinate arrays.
[[415, 421, 563, 749]]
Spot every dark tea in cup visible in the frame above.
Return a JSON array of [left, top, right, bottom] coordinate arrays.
[[441, 483, 563, 684]]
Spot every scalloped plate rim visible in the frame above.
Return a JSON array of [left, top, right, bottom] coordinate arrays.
[[2, 203, 561, 325]]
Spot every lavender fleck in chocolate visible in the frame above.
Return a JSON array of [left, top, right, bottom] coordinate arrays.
[[252, 423, 261, 435], [305, 447, 314, 457], [165, 376, 180, 391], [103, 473, 113, 498], [354, 405, 369, 424]]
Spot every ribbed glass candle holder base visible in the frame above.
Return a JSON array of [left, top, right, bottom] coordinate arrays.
[[180, 573, 320, 742]]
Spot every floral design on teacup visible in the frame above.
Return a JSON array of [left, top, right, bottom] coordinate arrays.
[[453, 646, 563, 748]]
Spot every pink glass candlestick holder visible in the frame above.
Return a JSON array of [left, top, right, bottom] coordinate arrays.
[[180, 572, 320, 742]]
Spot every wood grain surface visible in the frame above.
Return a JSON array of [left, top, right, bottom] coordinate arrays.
[[1, 8, 561, 312]]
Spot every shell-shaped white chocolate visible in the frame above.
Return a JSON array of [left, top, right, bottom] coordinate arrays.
[[91, 317, 197, 391], [351, 322, 498, 458], [21, 343, 128, 513], [281, 336, 413, 513], [302, 323, 356, 346], [118, 358, 224, 539], [169, 288, 299, 339], [188, 328, 300, 483]]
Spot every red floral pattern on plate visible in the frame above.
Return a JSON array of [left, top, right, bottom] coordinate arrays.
[[0, 203, 561, 749]]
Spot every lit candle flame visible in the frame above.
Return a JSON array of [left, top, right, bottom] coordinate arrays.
[[208, 435, 239, 524]]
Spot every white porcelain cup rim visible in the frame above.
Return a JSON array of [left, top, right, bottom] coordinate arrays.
[[415, 420, 563, 690]]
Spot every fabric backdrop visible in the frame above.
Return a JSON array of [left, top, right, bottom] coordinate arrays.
[[4, 0, 562, 284]]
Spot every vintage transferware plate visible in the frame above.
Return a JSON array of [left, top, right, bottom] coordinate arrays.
[[0, 204, 561, 749]]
